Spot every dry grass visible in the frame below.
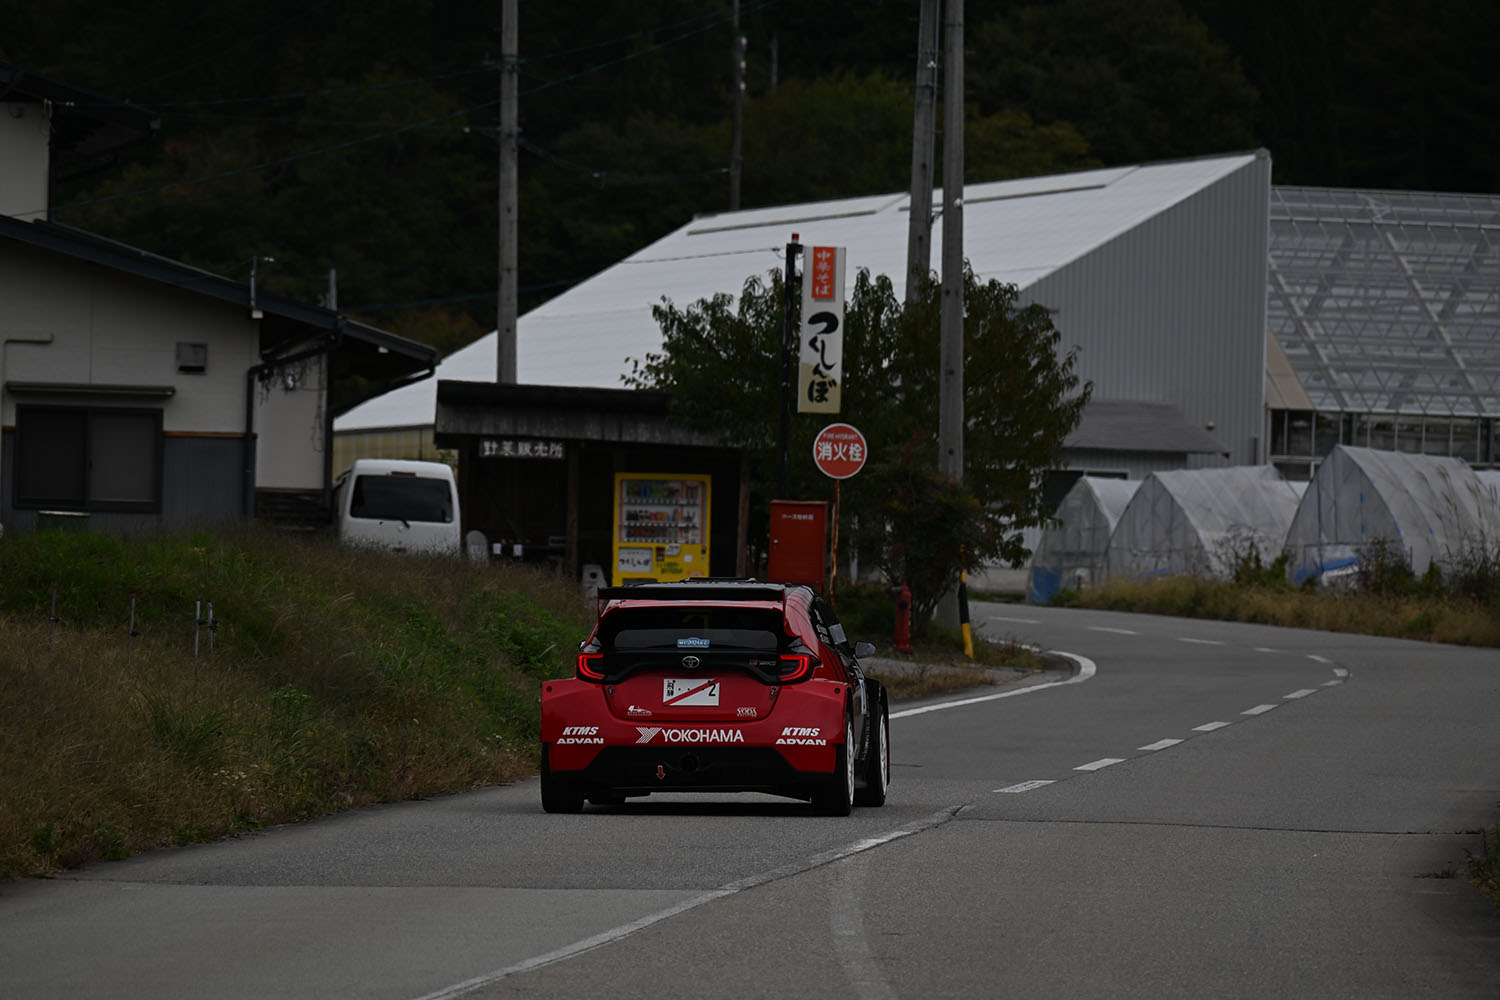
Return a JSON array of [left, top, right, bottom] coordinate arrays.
[[1072, 576, 1500, 648], [0, 527, 593, 878]]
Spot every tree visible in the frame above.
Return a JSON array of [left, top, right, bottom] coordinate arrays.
[[970, 0, 1259, 166], [626, 265, 1091, 628]]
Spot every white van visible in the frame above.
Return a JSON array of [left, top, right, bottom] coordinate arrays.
[[333, 459, 461, 556]]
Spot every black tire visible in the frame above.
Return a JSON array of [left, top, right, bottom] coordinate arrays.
[[540, 746, 584, 814], [812, 717, 855, 816], [854, 694, 890, 807]]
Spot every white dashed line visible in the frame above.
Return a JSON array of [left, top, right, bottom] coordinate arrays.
[[1322, 679, 1342, 686], [1242, 704, 1277, 716], [1284, 689, 1316, 699], [1307, 654, 1331, 664], [1178, 637, 1224, 645], [995, 780, 1056, 793], [1138, 738, 1184, 751], [1253, 647, 1278, 653], [1333, 667, 1349, 678], [1076, 757, 1126, 771], [1089, 626, 1139, 635], [1194, 721, 1231, 732]]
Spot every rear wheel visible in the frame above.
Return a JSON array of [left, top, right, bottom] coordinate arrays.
[[854, 695, 890, 807], [813, 717, 855, 816], [540, 746, 584, 814]]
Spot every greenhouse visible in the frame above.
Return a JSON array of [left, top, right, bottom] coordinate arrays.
[[1283, 445, 1500, 585], [1106, 466, 1304, 582], [1028, 477, 1141, 603]]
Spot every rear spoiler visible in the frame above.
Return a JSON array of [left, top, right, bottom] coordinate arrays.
[[597, 581, 789, 605]]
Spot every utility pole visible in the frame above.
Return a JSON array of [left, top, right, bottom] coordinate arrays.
[[779, 235, 801, 498], [729, 0, 745, 210], [905, 0, 939, 304], [497, 0, 519, 383], [939, 0, 964, 484]]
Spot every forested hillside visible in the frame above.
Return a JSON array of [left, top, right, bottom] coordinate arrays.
[[3, 0, 1494, 365]]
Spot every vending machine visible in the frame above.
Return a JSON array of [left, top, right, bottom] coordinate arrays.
[[611, 473, 711, 585]]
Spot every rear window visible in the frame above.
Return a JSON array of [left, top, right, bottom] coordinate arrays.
[[598, 606, 784, 653], [349, 475, 453, 523]]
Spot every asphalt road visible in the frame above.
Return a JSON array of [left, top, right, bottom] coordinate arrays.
[[3, 603, 1497, 998]]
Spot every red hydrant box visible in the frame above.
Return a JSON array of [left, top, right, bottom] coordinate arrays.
[[767, 500, 827, 592]]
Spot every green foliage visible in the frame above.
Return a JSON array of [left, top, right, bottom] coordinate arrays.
[[971, 0, 1260, 166], [627, 264, 1090, 628]]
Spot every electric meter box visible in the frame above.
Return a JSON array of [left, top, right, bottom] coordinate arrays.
[[767, 499, 828, 591]]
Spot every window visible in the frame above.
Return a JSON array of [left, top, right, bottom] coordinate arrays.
[[349, 474, 454, 523], [14, 406, 162, 512]]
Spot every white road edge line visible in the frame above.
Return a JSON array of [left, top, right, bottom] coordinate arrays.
[[1178, 637, 1224, 646], [411, 807, 961, 1000], [1076, 757, 1126, 771], [1138, 738, 1184, 751], [1088, 626, 1139, 635], [988, 615, 1039, 624], [891, 651, 1096, 720]]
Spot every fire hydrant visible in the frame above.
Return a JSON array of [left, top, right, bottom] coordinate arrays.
[[893, 583, 914, 654]]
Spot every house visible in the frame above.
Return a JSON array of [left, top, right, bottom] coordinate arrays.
[[1, 63, 438, 533]]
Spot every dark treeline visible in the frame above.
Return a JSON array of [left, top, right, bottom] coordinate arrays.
[[2, 0, 1493, 362]]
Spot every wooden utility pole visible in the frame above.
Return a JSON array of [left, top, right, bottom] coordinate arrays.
[[497, 0, 519, 383], [729, 0, 745, 210], [905, 0, 940, 304], [939, 0, 964, 483]]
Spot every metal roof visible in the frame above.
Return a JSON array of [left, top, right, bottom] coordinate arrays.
[[338, 152, 1261, 432], [1268, 186, 1500, 418]]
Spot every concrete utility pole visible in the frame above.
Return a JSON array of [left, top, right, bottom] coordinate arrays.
[[497, 0, 519, 383], [729, 0, 745, 210], [939, 0, 964, 483], [905, 0, 940, 304]]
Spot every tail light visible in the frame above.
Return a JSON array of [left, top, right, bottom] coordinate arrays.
[[777, 653, 813, 682], [577, 652, 605, 681]]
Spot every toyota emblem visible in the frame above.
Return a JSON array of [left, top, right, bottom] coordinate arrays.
[[681, 655, 701, 669]]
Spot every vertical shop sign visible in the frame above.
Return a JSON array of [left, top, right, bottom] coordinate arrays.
[[798, 245, 847, 413]]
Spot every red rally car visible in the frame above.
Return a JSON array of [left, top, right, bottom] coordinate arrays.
[[540, 580, 890, 815]]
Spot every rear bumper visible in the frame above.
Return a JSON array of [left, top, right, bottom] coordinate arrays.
[[551, 745, 827, 798]]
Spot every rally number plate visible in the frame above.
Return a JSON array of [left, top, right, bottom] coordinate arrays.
[[663, 678, 720, 706]]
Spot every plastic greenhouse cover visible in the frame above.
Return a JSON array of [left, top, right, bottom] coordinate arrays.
[[1284, 445, 1500, 583], [1106, 466, 1302, 581], [1029, 477, 1141, 602]]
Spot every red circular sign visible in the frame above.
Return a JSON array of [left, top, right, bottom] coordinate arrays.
[[812, 423, 867, 480]]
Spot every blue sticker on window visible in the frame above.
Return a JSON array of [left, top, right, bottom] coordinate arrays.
[[677, 637, 711, 648]]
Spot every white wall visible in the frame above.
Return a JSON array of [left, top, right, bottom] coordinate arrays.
[[253, 353, 327, 490], [0, 103, 50, 223]]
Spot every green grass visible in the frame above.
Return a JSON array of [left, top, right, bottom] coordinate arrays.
[[0, 527, 592, 878]]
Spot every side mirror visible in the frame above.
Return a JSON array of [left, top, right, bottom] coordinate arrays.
[[854, 641, 876, 660]]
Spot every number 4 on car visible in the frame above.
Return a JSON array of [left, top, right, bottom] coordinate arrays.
[[539, 580, 890, 815]]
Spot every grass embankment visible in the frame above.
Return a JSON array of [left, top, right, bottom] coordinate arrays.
[[1059, 574, 1500, 647], [0, 528, 591, 879]]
